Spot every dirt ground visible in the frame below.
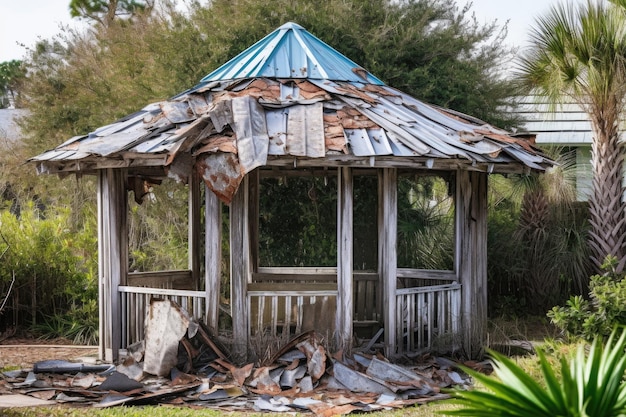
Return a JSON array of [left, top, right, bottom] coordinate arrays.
[[0, 338, 99, 370]]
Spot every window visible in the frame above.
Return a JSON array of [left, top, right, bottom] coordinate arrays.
[[397, 172, 454, 270]]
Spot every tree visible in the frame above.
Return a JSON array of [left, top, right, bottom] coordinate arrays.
[[20, 0, 519, 157], [518, 0, 626, 273], [69, 0, 154, 26], [0, 60, 25, 108]]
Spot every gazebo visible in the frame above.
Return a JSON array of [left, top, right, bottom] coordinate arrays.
[[32, 23, 553, 363]]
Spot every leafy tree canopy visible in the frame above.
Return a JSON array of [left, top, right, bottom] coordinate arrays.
[[69, 0, 154, 26], [0, 60, 25, 108]]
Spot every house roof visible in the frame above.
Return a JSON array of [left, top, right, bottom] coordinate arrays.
[[515, 96, 593, 145], [31, 23, 554, 203]]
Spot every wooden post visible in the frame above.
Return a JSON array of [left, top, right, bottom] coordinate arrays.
[[205, 184, 221, 333], [97, 168, 128, 362], [188, 176, 201, 290], [248, 169, 260, 273], [380, 169, 398, 356], [336, 167, 353, 352], [456, 170, 488, 359], [230, 176, 250, 362]]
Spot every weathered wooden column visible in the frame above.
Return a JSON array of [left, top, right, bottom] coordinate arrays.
[[188, 177, 201, 290], [336, 167, 354, 352], [380, 168, 398, 356], [97, 168, 128, 362], [456, 170, 488, 359], [230, 176, 250, 362], [205, 184, 221, 333]]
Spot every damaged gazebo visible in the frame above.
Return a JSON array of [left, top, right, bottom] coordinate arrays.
[[31, 22, 553, 363]]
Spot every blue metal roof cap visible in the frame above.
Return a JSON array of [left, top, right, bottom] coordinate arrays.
[[200, 22, 384, 85]]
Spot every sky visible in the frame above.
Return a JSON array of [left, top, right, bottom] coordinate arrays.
[[0, 0, 588, 63]]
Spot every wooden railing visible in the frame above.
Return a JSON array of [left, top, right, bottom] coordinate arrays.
[[119, 285, 207, 346], [247, 282, 337, 337], [127, 270, 195, 290], [118, 268, 461, 354], [395, 281, 461, 354]]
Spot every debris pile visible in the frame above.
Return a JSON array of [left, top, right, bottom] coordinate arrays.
[[0, 300, 486, 413]]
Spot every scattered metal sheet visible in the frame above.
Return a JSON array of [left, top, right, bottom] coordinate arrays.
[[33, 360, 114, 374], [296, 335, 327, 381], [95, 371, 144, 393], [1, 329, 472, 413], [247, 367, 281, 395], [0, 393, 56, 408], [332, 361, 395, 395], [27, 390, 56, 401], [12, 371, 37, 388], [70, 373, 96, 389], [279, 363, 306, 388], [143, 299, 190, 377], [253, 395, 292, 412]]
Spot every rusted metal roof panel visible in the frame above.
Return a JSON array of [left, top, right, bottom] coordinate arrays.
[[31, 23, 554, 203]]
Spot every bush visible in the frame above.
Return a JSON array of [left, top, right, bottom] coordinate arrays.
[[0, 204, 97, 331], [445, 327, 626, 416], [548, 256, 626, 340]]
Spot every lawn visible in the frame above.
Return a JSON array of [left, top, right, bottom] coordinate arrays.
[[0, 402, 458, 417]]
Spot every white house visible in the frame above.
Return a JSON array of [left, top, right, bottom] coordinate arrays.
[[515, 96, 593, 201]]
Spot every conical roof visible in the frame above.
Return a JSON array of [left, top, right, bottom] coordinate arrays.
[[32, 22, 554, 203], [200, 22, 383, 85]]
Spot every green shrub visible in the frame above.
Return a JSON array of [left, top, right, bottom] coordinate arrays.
[[30, 299, 98, 345], [444, 327, 626, 416], [0, 204, 97, 330], [548, 255, 626, 340]]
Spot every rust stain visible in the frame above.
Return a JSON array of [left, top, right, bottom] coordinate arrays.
[[333, 83, 377, 104], [323, 112, 348, 152], [474, 129, 537, 153], [193, 134, 237, 155], [351, 67, 369, 81], [196, 153, 243, 204], [293, 79, 331, 100], [337, 107, 379, 129]]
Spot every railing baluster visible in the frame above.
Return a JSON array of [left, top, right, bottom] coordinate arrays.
[[284, 296, 292, 337], [271, 296, 278, 337]]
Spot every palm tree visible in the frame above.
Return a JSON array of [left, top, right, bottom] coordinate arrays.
[[518, 0, 626, 272]]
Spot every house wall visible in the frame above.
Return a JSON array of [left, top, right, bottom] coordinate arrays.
[[516, 96, 608, 202]]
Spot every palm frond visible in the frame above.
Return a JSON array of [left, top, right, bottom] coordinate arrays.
[[442, 327, 626, 417]]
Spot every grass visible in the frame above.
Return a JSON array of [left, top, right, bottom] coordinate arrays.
[[0, 403, 459, 417]]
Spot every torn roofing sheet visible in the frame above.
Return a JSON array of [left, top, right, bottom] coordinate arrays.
[[31, 22, 555, 203]]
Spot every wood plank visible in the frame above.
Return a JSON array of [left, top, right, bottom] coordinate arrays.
[[381, 168, 398, 356], [248, 282, 337, 292], [127, 270, 194, 289], [396, 269, 456, 280], [336, 167, 354, 352], [230, 176, 250, 361], [188, 177, 201, 290], [205, 185, 221, 332], [248, 169, 260, 273], [257, 266, 337, 275], [98, 168, 128, 362], [456, 170, 488, 359], [252, 273, 336, 282], [118, 286, 206, 297]]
